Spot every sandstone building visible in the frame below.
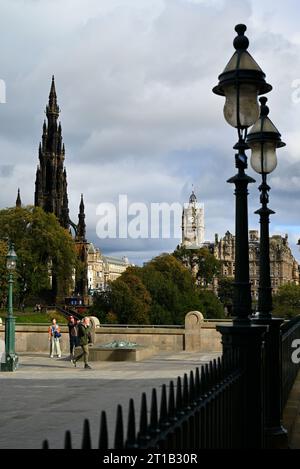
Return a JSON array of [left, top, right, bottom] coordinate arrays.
[[213, 230, 299, 299], [87, 244, 130, 292]]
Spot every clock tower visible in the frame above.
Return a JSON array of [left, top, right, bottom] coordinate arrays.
[[182, 191, 204, 249]]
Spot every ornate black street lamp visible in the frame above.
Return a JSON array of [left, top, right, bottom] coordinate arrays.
[[1, 242, 18, 372], [246, 97, 288, 447], [213, 24, 271, 324], [213, 24, 274, 448], [247, 97, 285, 318]]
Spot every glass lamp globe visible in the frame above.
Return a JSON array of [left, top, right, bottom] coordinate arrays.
[[223, 84, 260, 128], [213, 24, 272, 129], [247, 97, 285, 175], [250, 142, 277, 174], [6, 244, 17, 271]]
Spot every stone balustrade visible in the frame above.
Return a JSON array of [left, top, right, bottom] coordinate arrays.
[[0, 312, 230, 354]]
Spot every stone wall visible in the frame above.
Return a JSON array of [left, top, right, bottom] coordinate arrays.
[[0, 318, 229, 354]]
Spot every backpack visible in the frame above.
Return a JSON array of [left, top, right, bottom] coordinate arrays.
[[52, 325, 61, 339]]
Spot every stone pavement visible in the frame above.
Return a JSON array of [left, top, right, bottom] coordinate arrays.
[[0, 351, 219, 449]]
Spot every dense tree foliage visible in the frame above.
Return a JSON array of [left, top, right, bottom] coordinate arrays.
[[217, 277, 234, 316], [173, 245, 221, 286], [0, 206, 77, 306], [273, 284, 300, 319], [110, 273, 152, 324], [197, 289, 226, 319], [90, 253, 225, 325]]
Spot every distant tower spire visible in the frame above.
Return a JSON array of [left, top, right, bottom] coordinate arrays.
[[189, 188, 197, 204], [76, 194, 86, 242], [46, 75, 60, 119], [34, 76, 70, 229], [16, 188, 22, 208], [75, 194, 88, 301]]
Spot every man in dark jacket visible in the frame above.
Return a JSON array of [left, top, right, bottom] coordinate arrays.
[[68, 316, 78, 359], [72, 317, 92, 369]]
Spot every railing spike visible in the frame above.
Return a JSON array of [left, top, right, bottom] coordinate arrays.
[[150, 388, 159, 433], [140, 393, 148, 434], [168, 381, 177, 422], [82, 419, 92, 449], [99, 411, 109, 449], [42, 440, 49, 449], [219, 355, 224, 380], [190, 370, 196, 406], [126, 399, 137, 448], [209, 361, 214, 386], [205, 363, 210, 390], [138, 392, 151, 447], [176, 376, 183, 412], [159, 384, 168, 425], [195, 367, 201, 398], [114, 405, 124, 449], [183, 373, 190, 409], [213, 359, 217, 383], [217, 356, 222, 381], [64, 431, 72, 449], [200, 365, 206, 394]]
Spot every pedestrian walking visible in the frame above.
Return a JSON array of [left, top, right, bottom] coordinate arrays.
[[48, 318, 62, 358], [68, 315, 78, 359], [72, 317, 92, 369]]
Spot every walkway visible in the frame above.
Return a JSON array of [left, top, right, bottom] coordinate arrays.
[[0, 351, 218, 449]]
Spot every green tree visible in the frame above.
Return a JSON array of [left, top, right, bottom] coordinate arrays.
[[89, 289, 112, 322], [111, 274, 152, 324], [144, 255, 205, 324], [100, 274, 152, 325], [173, 245, 221, 286], [218, 277, 234, 316], [198, 289, 225, 319], [0, 206, 77, 305], [273, 284, 300, 319], [116, 264, 175, 324], [91, 253, 225, 325], [90, 273, 152, 325]]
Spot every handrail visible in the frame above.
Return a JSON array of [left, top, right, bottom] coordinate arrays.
[[50, 304, 83, 321]]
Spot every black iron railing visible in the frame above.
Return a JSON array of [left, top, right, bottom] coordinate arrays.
[[41, 315, 300, 449], [43, 351, 243, 449], [281, 315, 300, 409]]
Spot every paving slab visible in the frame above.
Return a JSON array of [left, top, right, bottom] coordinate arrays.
[[0, 351, 219, 449]]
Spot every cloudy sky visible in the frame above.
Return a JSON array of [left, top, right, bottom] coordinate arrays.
[[0, 0, 300, 264]]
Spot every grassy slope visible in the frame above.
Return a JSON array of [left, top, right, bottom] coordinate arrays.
[[0, 309, 67, 324]]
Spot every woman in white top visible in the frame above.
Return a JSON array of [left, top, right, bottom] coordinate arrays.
[[48, 318, 62, 358]]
